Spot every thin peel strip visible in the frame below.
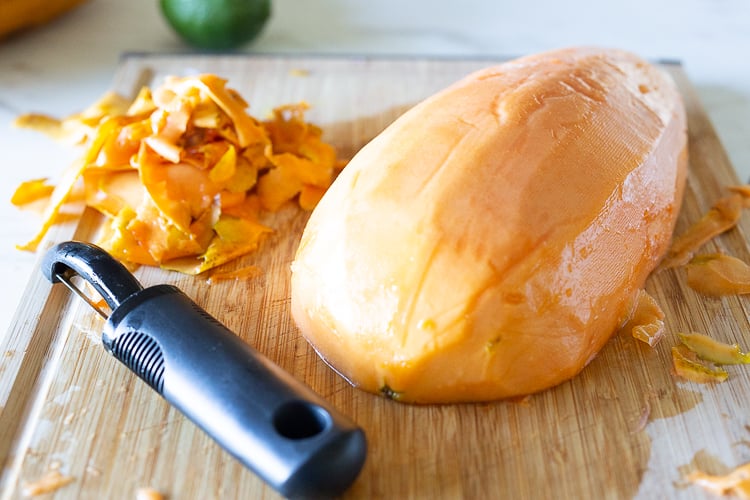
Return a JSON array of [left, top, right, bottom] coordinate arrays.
[[686, 253, 750, 296]]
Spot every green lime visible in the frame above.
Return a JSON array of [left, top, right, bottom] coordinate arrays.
[[160, 0, 271, 50]]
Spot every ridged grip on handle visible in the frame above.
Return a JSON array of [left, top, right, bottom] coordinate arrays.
[[102, 285, 367, 499]]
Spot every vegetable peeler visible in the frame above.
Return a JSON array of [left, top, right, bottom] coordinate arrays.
[[41, 241, 366, 499]]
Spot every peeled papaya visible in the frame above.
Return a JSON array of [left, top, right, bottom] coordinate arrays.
[[291, 47, 688, 403]]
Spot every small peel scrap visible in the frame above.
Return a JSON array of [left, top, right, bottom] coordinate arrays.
[[686, 253, 750, 296], [21, 470, 75, 497], [11, 178, 55, 207], [623, 289, 665, 347], [672, 344, 729, 383], [135, 487, 166, 500], [672, 332, 750, 383], [678, 332, 750, 365], [207, 264, 263, 283], [686, 462, 750, 499], [659, 186, 750, 271], [14, 91, 131, 145], [12, 75, 341, 274]]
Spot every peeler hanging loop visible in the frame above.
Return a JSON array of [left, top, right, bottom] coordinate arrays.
[[41, 241, 143, 312]]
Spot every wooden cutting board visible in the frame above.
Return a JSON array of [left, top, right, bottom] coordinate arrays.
[[2, 54, 749, 500]]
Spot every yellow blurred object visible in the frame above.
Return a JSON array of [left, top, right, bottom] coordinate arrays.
[[0, 0, 89, 39]]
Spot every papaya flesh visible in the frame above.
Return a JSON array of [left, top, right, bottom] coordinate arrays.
[[291, 47, 688, 403]]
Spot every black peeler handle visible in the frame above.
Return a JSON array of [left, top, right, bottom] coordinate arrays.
[[42, 241, 366, 499]]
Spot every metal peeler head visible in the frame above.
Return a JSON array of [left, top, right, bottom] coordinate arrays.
[[41, 241, 144, 318]]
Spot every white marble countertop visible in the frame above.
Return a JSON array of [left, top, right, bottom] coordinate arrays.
[[1, 0, 748, 340]]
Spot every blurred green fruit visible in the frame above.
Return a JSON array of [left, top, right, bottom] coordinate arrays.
[[160, 0, 270, 50]]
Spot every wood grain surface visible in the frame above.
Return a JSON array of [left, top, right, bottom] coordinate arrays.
[[1, 55, 749, 500]]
